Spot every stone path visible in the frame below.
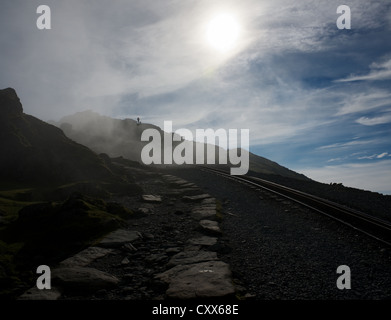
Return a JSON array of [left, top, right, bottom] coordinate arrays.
[[19, 168, 239, 300]]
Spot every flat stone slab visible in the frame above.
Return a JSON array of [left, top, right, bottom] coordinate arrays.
[[188, 236, 218, 247], [181, 183, 196, 188], [97, 229, 141, 248], [168, 250, 218, 267], [171, 179, 190, 185], [142, 195, 162, 203], [52, 266, 119, 292], [18, 287, 62, 300], [182, 194, 211, 202], [59, 247, 114, 267], [201, 198, 216, 205], [157, 261, 235, 299], [191, 207, 217, 220], [199, 220, 222, 236], [163, 177, 189, 185], [194, 204, 217, 211]]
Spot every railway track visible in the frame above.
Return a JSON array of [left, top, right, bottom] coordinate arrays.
[[201, 166, 391, 247]]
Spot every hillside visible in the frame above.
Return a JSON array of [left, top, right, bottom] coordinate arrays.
[[248, 153, 309, 180], [56, 110, 309, 181], [0, 88, 142, 298], [0, 88, 114, 186]]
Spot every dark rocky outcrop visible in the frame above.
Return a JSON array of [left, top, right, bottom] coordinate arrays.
[[0, 88, 23, 115], [0, 88, 115, 185]]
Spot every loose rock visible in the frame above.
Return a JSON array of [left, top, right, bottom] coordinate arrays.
[[199, 220, 222, 236], [142, 195, 162, 203], [52, 267, 119, 292]]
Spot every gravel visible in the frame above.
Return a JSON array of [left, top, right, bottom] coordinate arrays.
[[165, 167, 391, 300]]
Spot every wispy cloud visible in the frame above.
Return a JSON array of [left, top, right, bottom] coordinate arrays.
[[336, 90, 391, 116], [356, 151, 389, 160], [335, 58, 391, 83], [356, 113, 391, 126], [317, 139, 376, 150], [358, 154, 379, 160], [377, 152, 389, 159]]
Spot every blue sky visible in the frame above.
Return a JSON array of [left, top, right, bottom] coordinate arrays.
[[1, 0, 391, 194]]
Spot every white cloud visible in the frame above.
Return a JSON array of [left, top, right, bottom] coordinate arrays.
[[336, 58, 391, 83], [377, 152, 389, 159], [336, 90, 391, 116], [317, 139, 376, 150], [356, 113, 391, 126], [327, 157, 343, 163], [357, 154, 378, 160], [296, 160, 391, 194]]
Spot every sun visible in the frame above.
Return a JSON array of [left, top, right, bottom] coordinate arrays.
[[206, 13, 240, 53]]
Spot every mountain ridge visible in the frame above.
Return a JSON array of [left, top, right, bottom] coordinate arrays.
[[55, 110, 310, 181]]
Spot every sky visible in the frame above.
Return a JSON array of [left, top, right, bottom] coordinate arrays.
[[1, 0, 391, 194]]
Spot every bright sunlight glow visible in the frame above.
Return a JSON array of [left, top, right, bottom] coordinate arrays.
[[206, 14, 240, 53]]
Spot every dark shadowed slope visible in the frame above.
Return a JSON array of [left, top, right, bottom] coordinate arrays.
[[248, 153, 309, 181], [0, 88, 114, 185]]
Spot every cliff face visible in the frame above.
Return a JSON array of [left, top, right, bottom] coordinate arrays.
[[0, 88, 114, 185]]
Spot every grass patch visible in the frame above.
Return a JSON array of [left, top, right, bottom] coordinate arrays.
[[215, 199, 224, 221], [0, 188, 34, 201], [0, 196, 41, 226]]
